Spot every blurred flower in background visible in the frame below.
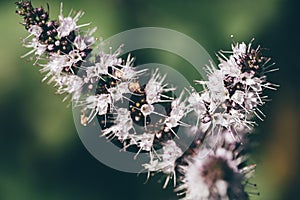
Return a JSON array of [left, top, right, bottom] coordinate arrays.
[[0, 0, 299, 199]]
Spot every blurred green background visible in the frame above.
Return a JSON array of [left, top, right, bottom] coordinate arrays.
[[0, 0, 299, 199]]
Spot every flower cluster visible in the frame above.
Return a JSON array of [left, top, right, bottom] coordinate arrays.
[[190, 41, 278, 143], [16, 2, 278, 200], [171, 41, 278, 200], [16, 0, 191, 168], [16, 0, 94, 102]]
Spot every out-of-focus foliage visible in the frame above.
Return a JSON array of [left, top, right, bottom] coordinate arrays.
[[0, 0, 299, 199]]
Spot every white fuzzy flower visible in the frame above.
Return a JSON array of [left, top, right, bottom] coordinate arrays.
[[244, 91, 259, 110], [213, 113, 234, 128], [40, 50, 82, 83], [84, 94, 112, 122], [84, 64, 103, 82], [28, 25, 43, 37], [40, 54, 69, 82], [187, 90, 214, 132], [219, 56, 241, 77], [98, 47, 123, 69], [85, 47, 123, 82], [200, 64, 229, 103], [188, 91, 207, 117], [165, 92, 190, 132], [244, 76, 263, 92], [231, 90, 245, 105], [145, 69, 176, 105], [232, 42, 247, 58], [102, 108, 135, 141], [129, 132, 155, 154], [213, 110, 254, 132], [55, 75, 84, 101], [74, 28, 96, 51], [207, 70, 228, 103], [67, 50, 83, 67], [107, 82, 130, 102], [140, 103, 155, 117], [116, 54, 147, 81], [143, 140, 182, 188], [57, 3, 90, 38], [58, 17, 76, 38], [22, 37, 46, 59]]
